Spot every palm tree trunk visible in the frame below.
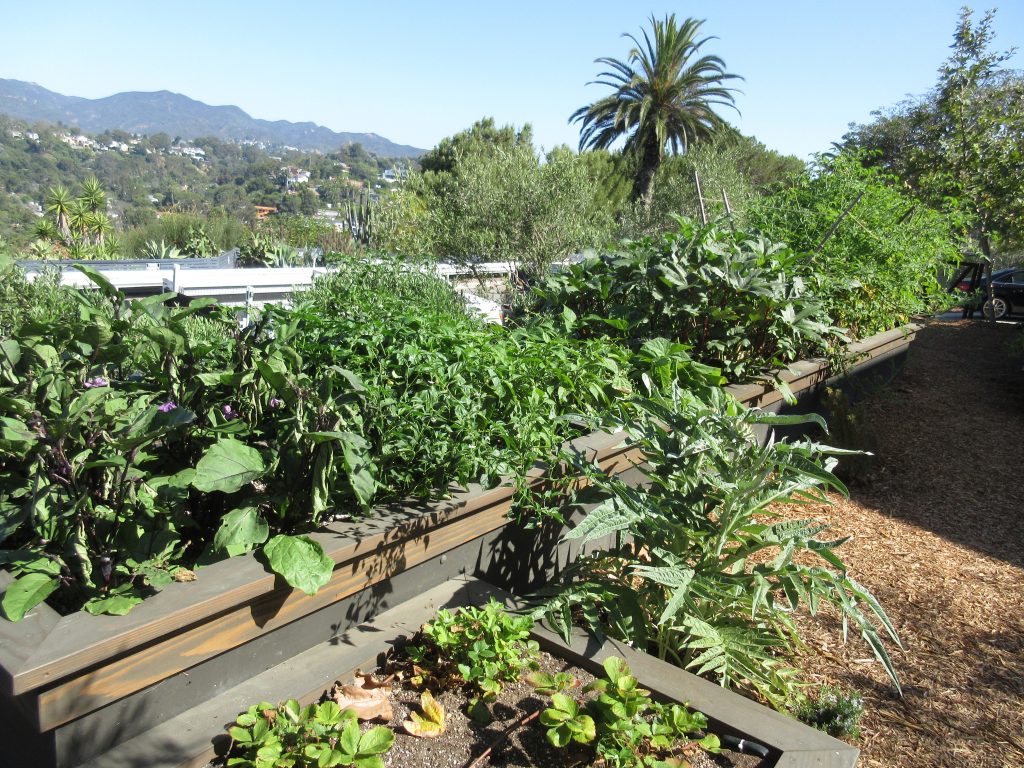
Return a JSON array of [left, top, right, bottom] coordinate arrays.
[[635, 141, 662, 207]]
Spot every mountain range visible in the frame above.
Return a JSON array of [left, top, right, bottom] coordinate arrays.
[[0, 78, 424, 157]]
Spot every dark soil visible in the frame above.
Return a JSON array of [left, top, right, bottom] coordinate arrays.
[[772, 319, 1024, 768]]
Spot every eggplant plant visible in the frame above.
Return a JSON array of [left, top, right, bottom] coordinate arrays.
[[0, 267, 374, 619]]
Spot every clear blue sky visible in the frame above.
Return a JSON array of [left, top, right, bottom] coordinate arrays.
[[2, 1, 1021, 159]]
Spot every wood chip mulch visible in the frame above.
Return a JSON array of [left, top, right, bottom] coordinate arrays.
[[771, 319, 1024, 768]]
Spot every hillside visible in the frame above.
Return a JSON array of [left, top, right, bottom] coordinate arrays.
[[0, 79, 424, 157], [0, 114, 410, 250]]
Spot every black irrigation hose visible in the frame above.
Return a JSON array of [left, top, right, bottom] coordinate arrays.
[[720, 733, 771, 759]]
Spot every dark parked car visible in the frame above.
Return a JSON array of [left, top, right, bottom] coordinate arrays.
[[957, 266, 1024, 320]]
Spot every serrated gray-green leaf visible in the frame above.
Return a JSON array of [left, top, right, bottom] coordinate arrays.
[[263, 535, 333, 596], [563, 497, 637, 543], [191, 438, 266, 494]]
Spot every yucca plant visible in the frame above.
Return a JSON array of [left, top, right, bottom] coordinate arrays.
[[537, 384, 901, 709], [140, 239, 182, 261]]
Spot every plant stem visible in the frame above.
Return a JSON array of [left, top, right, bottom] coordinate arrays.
[[464, 708, 540, 768]]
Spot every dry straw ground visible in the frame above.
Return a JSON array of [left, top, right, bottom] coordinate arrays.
[[775, 319, 1024, 768]]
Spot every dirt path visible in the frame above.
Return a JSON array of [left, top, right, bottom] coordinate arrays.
[[778, 320, 1024, 768]]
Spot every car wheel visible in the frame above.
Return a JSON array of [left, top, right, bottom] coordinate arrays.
[[982, 296, 1010, 320]]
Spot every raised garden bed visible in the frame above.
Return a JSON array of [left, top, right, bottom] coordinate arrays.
[[0, 325, 916, 768]]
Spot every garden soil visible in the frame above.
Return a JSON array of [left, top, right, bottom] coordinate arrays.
[[774, 319, 1024, 768]]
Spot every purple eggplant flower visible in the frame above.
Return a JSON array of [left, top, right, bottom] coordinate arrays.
[[83, 376, 109, 389], [158, 401, 177, 413], [222, 404, 239, 420]]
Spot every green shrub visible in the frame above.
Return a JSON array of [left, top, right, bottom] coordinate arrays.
[[747, 152, 963, 338], [294, 263, 641, 499], [0, 257, 82, 337], [530, 217, 840, 382], [0, 268, 373, 618]]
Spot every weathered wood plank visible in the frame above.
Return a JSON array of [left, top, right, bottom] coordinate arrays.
[[30, 443, 645, 731], [13, 427, 637, 697]]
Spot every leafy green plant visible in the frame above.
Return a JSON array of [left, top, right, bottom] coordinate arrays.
[[406, 599, 539, 714], [536, 384, 902, 709], [295, 263, 636, 500], [540, 691, 597, 747], [525, 670, 577, 695], [0, 257, 82, 338], [537, 656, 719, 767], [139, 239, 182, 260], [531, 217, 841, 383], [0, 268, 374, 617], [747, 152, 963, 338], [794, 684, 864, 740], [227, 699, 394, 768]]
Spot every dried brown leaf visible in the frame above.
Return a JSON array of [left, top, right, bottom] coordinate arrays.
[[331, 674, 393, 721]]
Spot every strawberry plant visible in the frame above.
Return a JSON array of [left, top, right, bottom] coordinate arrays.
[[227, 699, 394, 768], [406, 599, 538, 716], [535, 656, 719, 767]]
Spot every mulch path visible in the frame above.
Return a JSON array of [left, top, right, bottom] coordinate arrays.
[[773, 319, 1024, 768]]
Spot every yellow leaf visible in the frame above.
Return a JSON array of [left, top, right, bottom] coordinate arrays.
[[403, 691, 446, 738]]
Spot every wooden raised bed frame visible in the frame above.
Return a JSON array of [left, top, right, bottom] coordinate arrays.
[[0, 324, 918, 767]]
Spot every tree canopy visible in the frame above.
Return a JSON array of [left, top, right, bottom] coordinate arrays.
[[570, 14, 741, 205], [842, 7, 1024, 258]]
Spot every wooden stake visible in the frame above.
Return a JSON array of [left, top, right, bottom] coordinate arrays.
[[722, 188, 735, 232], [815, 190, 865, 252], [694, 171, 708, 226]]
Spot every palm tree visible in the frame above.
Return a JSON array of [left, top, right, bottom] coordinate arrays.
[[44, 185, 73, 242], [570, 14, 741, 205], [78, 178, 106, 214], [67, 199, 90, 243], [88, 211, 113, 247], [33, 218, 60, 242]]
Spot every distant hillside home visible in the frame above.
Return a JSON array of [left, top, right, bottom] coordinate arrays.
[[169, 145, 206, 160], [283, 167, 311, 188], [60, 134, 97, 150]]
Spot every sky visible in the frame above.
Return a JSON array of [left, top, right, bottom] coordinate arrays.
[[1, 1, 1021, 159]]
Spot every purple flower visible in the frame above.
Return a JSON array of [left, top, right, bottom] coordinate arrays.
[[83, 377, 109, 389], [158, 401, 177, 413], [222, 404, 239, 420], [269, 397, 283, 409]]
